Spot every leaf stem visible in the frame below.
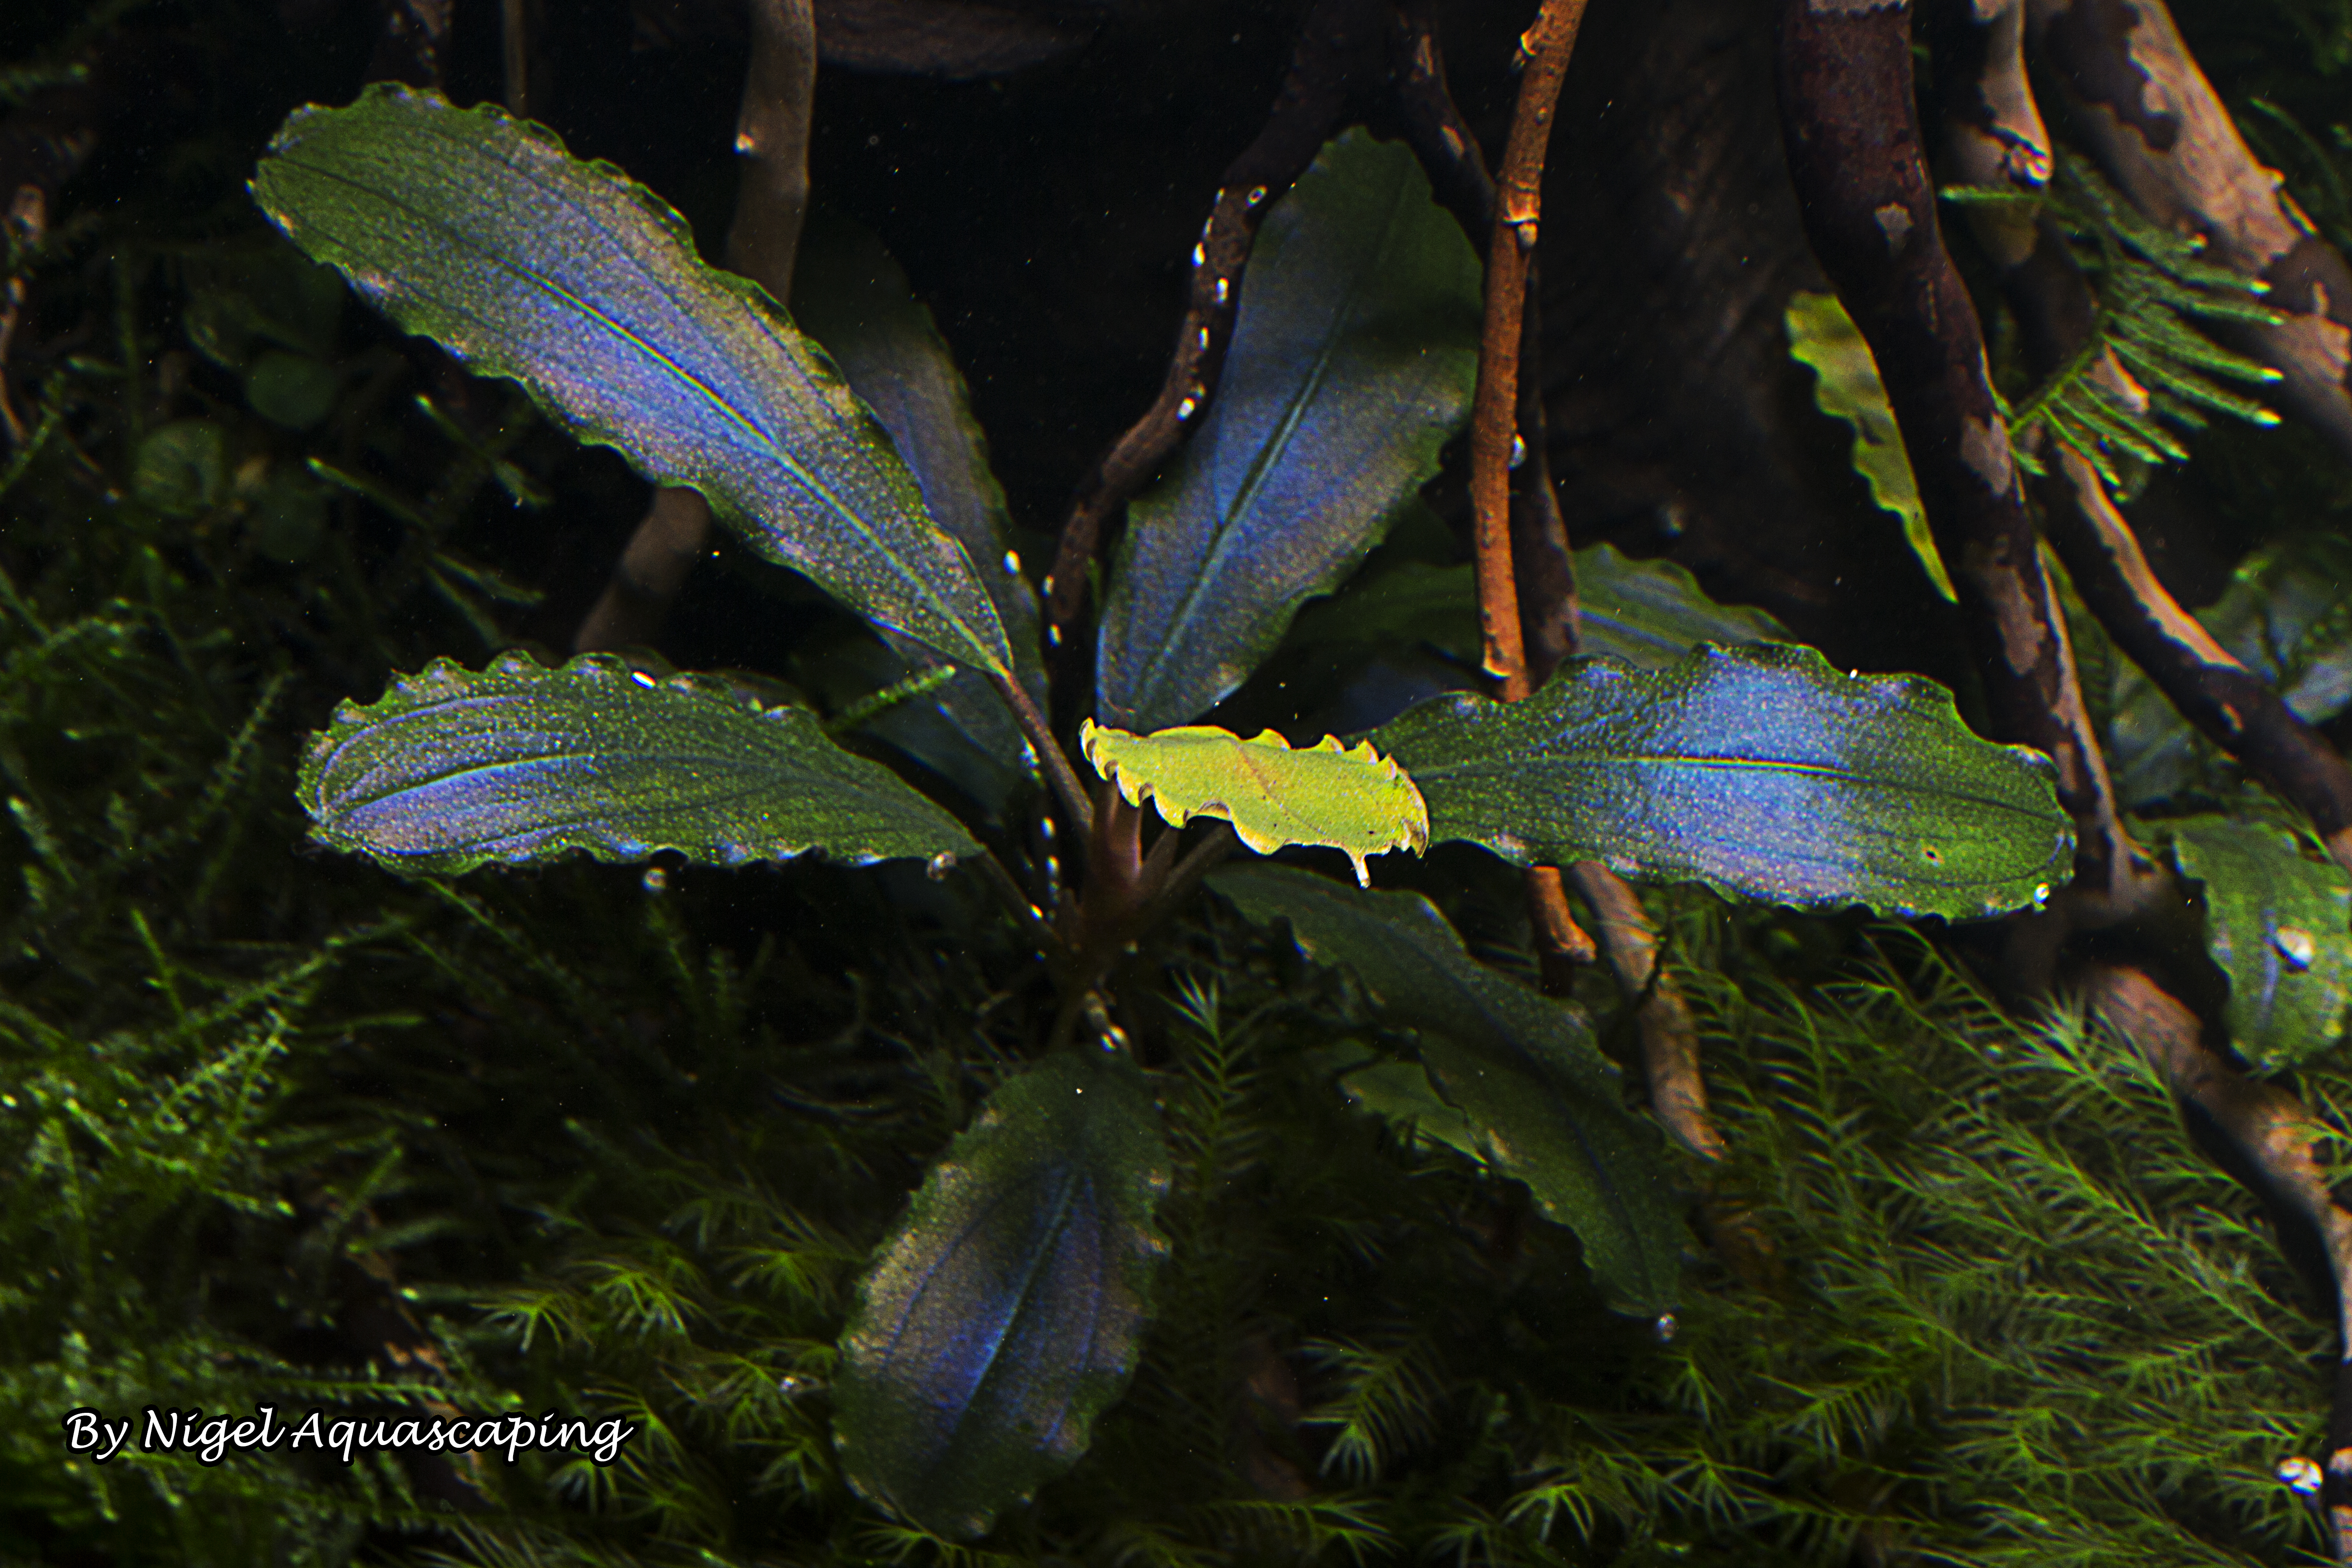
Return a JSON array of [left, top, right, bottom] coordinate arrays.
[[992, 669, 1094, 840]]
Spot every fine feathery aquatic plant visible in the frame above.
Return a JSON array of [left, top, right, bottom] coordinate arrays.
[[237, 84, 2082, 1539]]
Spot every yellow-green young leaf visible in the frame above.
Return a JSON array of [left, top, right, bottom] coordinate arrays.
[[1786, 291, 1956, 604], [1079, 720, 1428, 886]]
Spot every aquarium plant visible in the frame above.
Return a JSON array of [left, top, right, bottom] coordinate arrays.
[[245, 82, 2076, 1537]]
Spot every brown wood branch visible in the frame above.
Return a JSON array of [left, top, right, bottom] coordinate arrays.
[[1390, 5, 1600, 976], [2079, 961, 2352, 1560], [1455, 0, 1762, 1285], [1471, 0, 1589, 703], [1777, 0, 2155, 923], [1389, 5, 1582, 685], [2027, 0, 2352, 466], [1965, 188, 2352, 875], [575, 0, 817, 656], [2041, 447, 2352, 875], [1041, 0, 1383, 642], [1569, 863, 1716, 1160]]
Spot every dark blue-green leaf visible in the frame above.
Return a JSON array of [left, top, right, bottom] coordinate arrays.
[[1213, 862, 1685, 1315], [1574, 543, 1791, 667], [250, 84, 1011, 677], [790, 211, 1044, 812], [1372, 643, 2073, 920], [2169, 815, 2352, 1070], [299, 652, 979, 875], [1097, 130, 1480, 731], [837, 1052, 1171, 1538]]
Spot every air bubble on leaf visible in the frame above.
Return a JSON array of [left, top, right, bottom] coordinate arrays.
[[642, 867, 668, 894], [2278, 1455, 2323, 1494], [2032, 883, 2051, 911], [1509, 434, 1525, 470], [778, 1373, 821, 1400], [2274, 925, 2318, 973], [1653, 1313, 1677, 1343], [1003, 549, 1022, 576], [926, 851, 956, 881]]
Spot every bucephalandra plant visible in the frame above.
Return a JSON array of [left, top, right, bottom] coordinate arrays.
[[250, 82, 2078, 1538]]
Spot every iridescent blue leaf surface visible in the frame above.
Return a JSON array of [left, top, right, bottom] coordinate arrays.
[[1213, 862, 1685, 1315], [837, 1053, 1171, 1538], [1372, 643, 2074, 920], [789, 211, 1044, 813], [1097, 130, 1480, 731], [250, 84, 1011, 677], [300, 652, 979, 875]]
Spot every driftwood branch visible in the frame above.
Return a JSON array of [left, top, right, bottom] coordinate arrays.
[[2039, 446, 2352, 876], [2027, 0, 2352, 466], [1923, 7, 2352, 880], [575, 0, 818, 655], [2080, 962, 2352, 1561], [1040, 0, 1383, 642], [1776, 0, 2155, 926]]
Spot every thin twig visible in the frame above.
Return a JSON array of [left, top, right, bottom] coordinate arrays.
[[1041, 0, 1383, 642], [2080, 962, 2352, 1561], [575, 0, 817, 655], [1404, 6, 1614, 995], [1470, 0, 1588, 703], [500, 0, 534, 118], [1390, 4, 1583, 685]]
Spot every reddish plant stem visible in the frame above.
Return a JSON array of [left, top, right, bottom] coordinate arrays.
[[1042, 0, 1384, 642]]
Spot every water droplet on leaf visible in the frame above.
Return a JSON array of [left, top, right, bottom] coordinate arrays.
[[2275, 926, 2317, 972]]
